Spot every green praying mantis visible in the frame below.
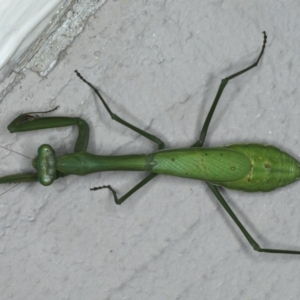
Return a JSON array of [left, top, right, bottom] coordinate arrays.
[[1, 32, 300, 255]]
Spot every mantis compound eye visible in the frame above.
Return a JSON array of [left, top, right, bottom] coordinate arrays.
[[32, 144, 57, 186]]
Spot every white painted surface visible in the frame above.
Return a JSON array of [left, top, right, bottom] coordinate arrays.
[[0, 0, 106, 100], [0, 0, 63, 77], [1, 1, 300, 299]]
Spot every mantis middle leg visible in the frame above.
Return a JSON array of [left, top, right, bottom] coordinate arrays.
[[75, 71, 165, 205]]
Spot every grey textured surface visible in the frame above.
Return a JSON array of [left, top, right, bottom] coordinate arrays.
[[1, 1, 300, 299]]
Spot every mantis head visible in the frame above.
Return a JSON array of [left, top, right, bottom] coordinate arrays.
[[32, 144, 57, 186]]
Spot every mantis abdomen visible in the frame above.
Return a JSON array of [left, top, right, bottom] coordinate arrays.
[[152, 144, 300, 192]]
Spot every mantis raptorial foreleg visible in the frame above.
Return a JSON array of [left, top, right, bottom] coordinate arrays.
[[74, 70, 165, 204], [2, 108, 90, 183], [8, 107, 90, 152]]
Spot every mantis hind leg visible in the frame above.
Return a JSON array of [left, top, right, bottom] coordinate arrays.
[[208, 183, 300, 255], [192, 31, 267, 148], [193, 32, 300, 254], [75, 71, 164, 204]]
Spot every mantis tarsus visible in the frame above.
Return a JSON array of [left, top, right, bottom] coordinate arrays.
[[2, 32, 300, 255]]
